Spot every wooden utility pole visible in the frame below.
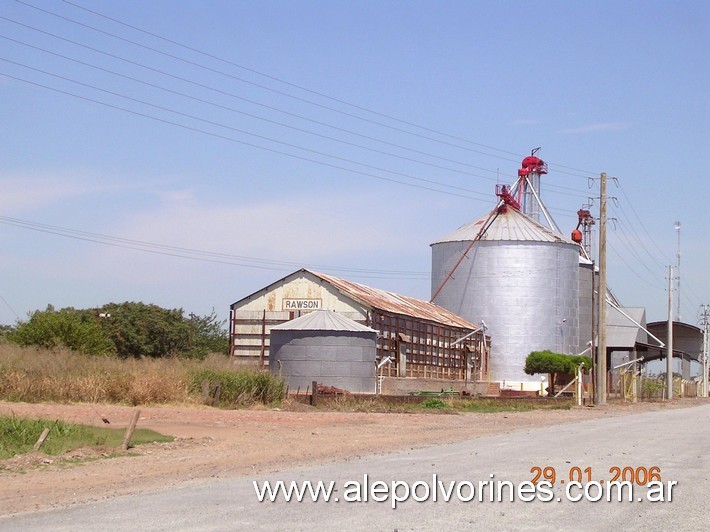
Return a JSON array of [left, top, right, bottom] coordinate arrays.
[[701, 304, 710, 398], [595, 172, 608, 405], [666, 266, 674, 400]]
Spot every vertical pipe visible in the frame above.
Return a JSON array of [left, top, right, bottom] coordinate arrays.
[[260, 309, 266, 368], [228, 308, 235, 358]]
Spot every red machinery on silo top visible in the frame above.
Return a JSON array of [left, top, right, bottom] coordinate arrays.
[[516, 148, 548, 219]]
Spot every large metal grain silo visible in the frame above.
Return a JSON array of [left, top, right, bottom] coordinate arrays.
[[431, 205, 579, 384]]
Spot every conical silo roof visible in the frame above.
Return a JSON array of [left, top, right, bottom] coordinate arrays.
[[270, 309, 376, 332], [432, 207, 574, 245]]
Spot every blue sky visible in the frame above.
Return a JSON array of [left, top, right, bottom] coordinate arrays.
[[0, 0, 708, 328]]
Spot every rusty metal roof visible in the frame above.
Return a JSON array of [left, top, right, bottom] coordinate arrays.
[[308, 269, 479, 331]]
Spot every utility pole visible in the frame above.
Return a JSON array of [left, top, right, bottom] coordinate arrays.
[[595, 172, 608, 405], [673, 222, 680, 321], [700, 304, 710, 398], [667, 265, 674, 400]]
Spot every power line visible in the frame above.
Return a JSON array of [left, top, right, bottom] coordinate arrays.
[[16, 0, 596, 178], [607, 241, 665, 290], [0, 55, 493, 196], [0, 215, 430, 279], [0, 32, 592, 201], [8, 3, 524, 166], [5, 3, 669, 262], [0, 12, 597, 194], [59, 0, 522, 158], [0, 33, 513, 186], [0, 294, 20, 321], [616, 181, 668, 263], [0, 68, 493, 202], [611, 218, 666, 277]]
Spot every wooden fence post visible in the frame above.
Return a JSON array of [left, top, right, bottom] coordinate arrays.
[[121, 410, 141, 451], [33, 427, 51, 451], [310, 380, 318, 407]]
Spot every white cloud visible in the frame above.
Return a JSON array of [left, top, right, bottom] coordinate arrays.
[[0, 172, 138, 215], [561, 122, 630, 134], [0, 175, 86, 214], [508, 119, 541, 127], [73, 190, 435, 285]]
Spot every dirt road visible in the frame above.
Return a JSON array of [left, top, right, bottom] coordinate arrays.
[[1, 399, 704, 516]]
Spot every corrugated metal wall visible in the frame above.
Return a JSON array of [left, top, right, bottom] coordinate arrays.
[[270, 330, 377, 393], [432, 240, 579, 383]]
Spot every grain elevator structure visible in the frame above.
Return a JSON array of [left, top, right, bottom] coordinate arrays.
[[431, 153, 581, 385]]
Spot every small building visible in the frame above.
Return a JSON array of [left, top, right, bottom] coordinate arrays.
[[230, 269, 489, 382], [269, 309, 377, 394]]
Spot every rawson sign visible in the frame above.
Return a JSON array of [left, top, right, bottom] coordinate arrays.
[[282, 299, 322, 311]]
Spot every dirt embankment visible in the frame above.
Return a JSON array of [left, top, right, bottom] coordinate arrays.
[[0, 398, 705, 516]]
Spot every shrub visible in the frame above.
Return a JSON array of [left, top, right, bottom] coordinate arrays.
[[420, 398, 449, 410]]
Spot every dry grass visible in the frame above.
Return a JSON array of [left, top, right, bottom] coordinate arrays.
[[0, 344, 281, 406]]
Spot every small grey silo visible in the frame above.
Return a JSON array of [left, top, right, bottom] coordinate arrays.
[[269, 309, 377, 394]]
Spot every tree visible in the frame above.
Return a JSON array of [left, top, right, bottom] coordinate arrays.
[[99, 302, 191, 358], [8, 306, 115, 355], [187, 309, 229, 358], [7, 302, 230, 358], [524, 350, 592, 395], [0, 324, 15, 340]]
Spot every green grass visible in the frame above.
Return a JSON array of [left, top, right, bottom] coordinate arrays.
[[451, 398, 572, 413], [309, 394, 573, 413], [415, 397, 572, 413], [0, 415, 173, 459], [419, 398, 450, 410]]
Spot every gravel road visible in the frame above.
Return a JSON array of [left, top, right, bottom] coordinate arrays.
[[2, 401, 708, 531]]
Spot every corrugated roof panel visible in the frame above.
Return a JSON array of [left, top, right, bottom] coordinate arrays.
[[606, 307, 647, 349], [309, 270, 479, 331], [432, 207, 574, 245], [271, 309, 376, 332]]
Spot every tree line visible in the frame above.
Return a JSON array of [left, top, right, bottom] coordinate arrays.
[[2, 302, 229, 358]]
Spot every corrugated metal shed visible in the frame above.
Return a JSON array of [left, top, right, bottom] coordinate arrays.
[[432, 207, 573, 245], [310, 269, 479, 331], [607, 307, 647, 349], [271, 309, 376, 332]]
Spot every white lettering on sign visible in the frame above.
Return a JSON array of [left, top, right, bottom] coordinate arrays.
[[282, 299, 322, 311]]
